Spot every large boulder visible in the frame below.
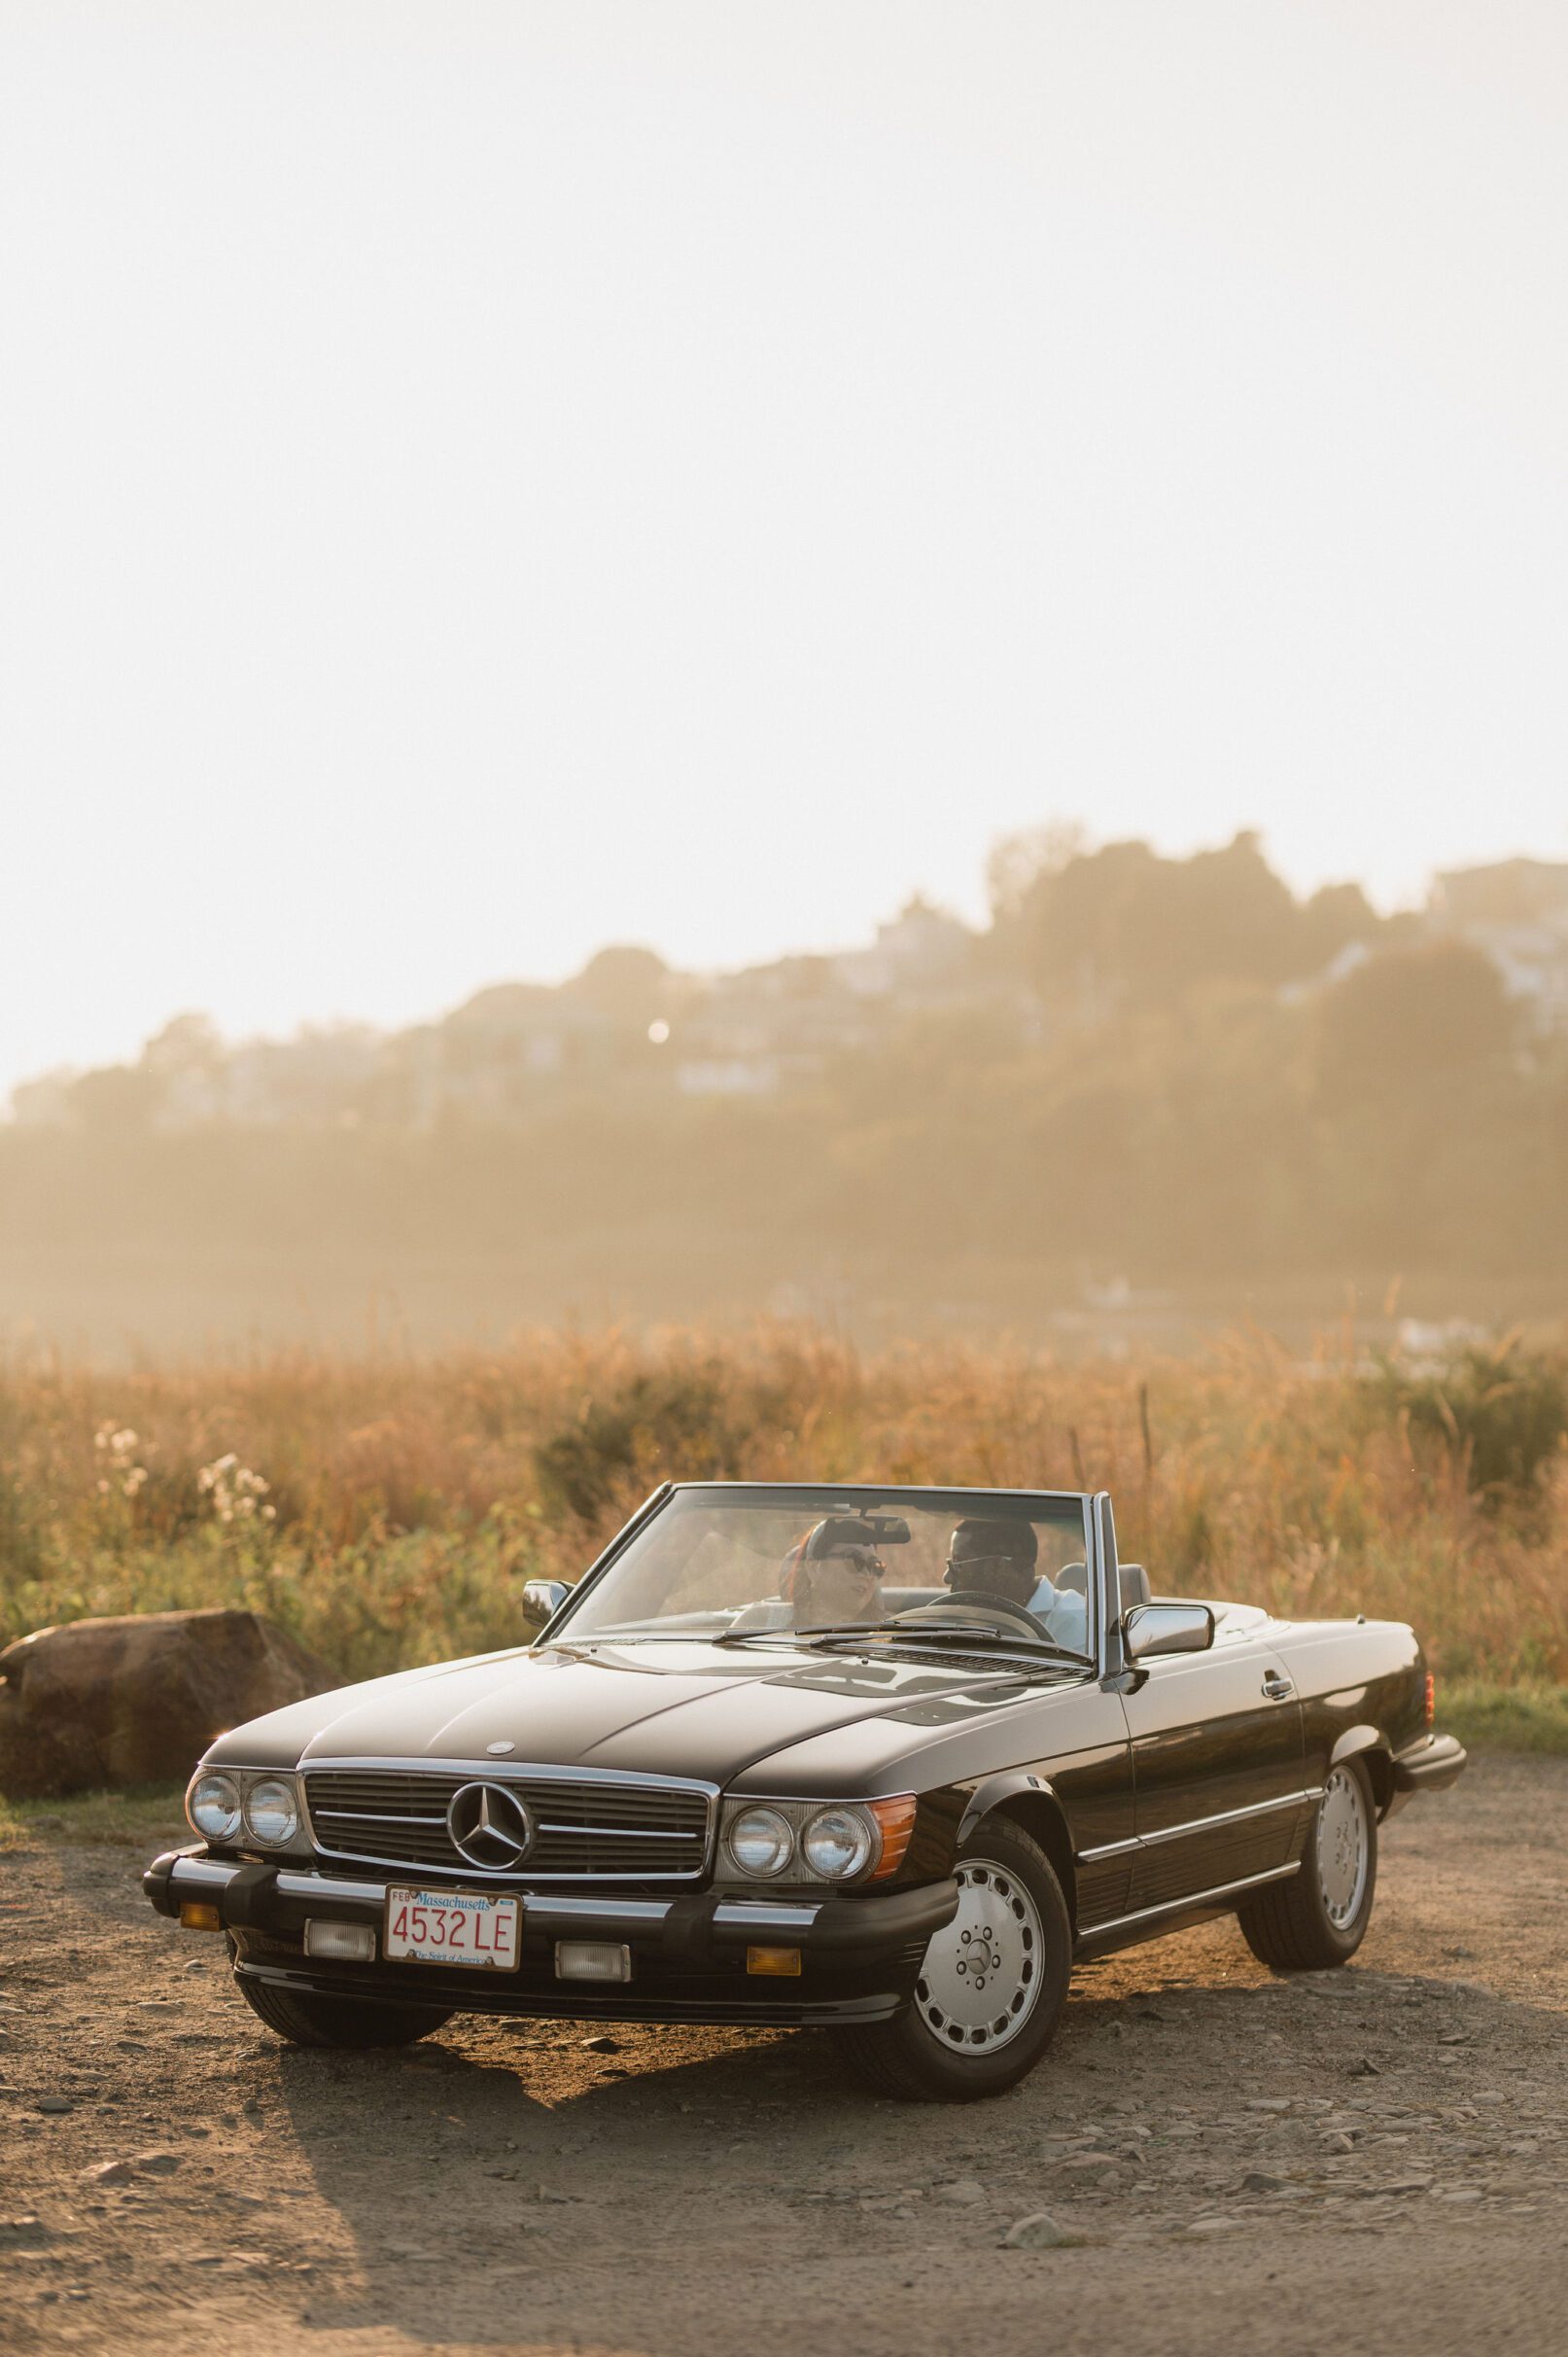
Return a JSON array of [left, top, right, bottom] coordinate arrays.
[[0, 1608, 330, 1798]]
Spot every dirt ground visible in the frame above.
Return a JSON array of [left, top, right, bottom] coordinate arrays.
[[2, 1756, 1566, 2357]]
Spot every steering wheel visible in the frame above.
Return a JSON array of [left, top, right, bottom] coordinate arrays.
[[894, 1591, 1044, 1640]]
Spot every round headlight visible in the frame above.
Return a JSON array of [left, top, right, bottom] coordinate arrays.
[[802, 1806, 876, 1882], [727, 1806, 795, 1879], [243, 1778, 300, 1847], [188, 1771, 241, 1843]]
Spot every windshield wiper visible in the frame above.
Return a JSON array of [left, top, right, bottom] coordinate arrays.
[[571, 1623, 1090, 1667], [788, 1620, 1091, 1667]]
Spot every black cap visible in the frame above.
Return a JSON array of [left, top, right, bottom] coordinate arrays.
[[804, 1516, 882, 1560]]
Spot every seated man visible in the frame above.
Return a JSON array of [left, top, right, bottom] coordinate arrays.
[[939, 1518, 1090, 1653], [781, 1516, 889, 1629], [941, 1517, 1041, 1611]]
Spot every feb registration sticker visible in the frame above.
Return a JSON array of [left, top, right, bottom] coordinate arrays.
[[384, 1886, 521, 1970]]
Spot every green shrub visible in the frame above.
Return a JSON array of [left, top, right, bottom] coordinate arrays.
[[1379, 1339, 1568, 1505], [532, 1368, 738, 1523]]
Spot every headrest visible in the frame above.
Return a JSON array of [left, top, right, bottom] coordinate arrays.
[[1118, 1564, 1152, 1611]]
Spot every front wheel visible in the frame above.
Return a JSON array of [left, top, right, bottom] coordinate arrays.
[[1238, 1756, 1378, 1970], [831, 1819, 1071, 2101], [235, 1972, 454, 2049]]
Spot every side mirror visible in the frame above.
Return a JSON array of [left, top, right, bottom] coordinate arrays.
[[1124, 1602, 1215, 1661], [522, 1579, 570, 1623]]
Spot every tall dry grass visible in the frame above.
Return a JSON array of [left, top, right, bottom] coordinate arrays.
[[1, 1325, 1563, 1687]]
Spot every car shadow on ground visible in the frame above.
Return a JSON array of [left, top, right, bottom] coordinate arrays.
[[260, 1931, 1564, 2352]]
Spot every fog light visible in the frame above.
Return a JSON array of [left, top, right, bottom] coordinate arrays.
[[303, 1919, 376, 1963], [554, 1941, 632, 1983], [746, 1946, 801, 1977], [179, 1901, 222, 1931]]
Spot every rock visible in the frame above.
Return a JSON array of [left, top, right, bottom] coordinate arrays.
[[131, 2152, 182, 2175], [1239, 2171, 1290, 2193], [1349, 2058, 1381, 2077], [82, 2161, 137, 2187], [934, 2179, 988, 2205], [1001, 2211, 1081, 2249], [36, 2096, 71, 2115], [1245, 2098, 1291, 2113], [0, 1609, 330, 1797], [580, 2035, 620, 2054], [0, 2217, 52, 2247]]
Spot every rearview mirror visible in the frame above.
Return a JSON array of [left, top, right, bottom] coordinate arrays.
[[522, 1579, 570, 1623], [1124, 1602, 1215, 1661]]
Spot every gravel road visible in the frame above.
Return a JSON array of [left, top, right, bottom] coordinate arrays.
[[2, 1756, 1566, 2357]]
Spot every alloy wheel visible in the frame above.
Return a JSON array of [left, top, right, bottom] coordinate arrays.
[[914, 1857, 1043, 2054]]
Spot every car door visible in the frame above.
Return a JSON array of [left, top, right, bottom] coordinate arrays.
[[1119, 1617, 1307, 1918]]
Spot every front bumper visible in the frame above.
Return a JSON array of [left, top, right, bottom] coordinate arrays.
[[142, 1849, 959, 2027]]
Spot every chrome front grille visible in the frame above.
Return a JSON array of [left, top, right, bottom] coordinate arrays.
[[300, 1766, 714, 1882]]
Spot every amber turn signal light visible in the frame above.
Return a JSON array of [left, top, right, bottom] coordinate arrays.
[[746, 1946, 802, 1977], [179, 1901, 222, 1931], [1424, 1673, 1436, 1728], [868, 1794, 918, 1881]]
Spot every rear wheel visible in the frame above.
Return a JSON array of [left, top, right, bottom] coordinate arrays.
[[832, 1819, 1071, 2101], [235, 1973, 454, 2049], [1238, 1756, 1377, 1970]]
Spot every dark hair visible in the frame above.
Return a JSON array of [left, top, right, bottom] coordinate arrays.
[[947, 1517, 1038, 1567]]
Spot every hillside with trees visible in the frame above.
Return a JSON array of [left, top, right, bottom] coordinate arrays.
[[5, 833, 1567, 1351]]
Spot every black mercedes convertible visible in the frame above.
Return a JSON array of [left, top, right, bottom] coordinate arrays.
[[144, 1482, 1467, 2101]]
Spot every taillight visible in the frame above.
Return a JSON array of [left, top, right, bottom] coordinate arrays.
[[1424, 1672, 1436, 1728]]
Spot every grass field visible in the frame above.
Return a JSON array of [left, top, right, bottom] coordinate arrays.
[[1, 1325, 1563, 1740]]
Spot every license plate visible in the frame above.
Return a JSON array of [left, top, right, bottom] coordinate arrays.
[[384, 1886, 522, 1971]]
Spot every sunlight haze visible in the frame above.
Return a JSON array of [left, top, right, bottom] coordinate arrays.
[[4, 1, 1566, 1095]]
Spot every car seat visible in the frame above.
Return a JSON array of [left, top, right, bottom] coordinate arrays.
[[1031, 1562, 1151, 1612]]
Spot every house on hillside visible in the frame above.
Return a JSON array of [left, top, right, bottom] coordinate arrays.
[[672, 957, 871, 1096], [1428, 858, 1568, 1034], [397, 984, 620, 1124], [833, 896, 975, 1002]]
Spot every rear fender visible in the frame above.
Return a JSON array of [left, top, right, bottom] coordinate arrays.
[[1329, 1726, 1394, 1816]]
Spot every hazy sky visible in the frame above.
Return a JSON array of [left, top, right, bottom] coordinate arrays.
[[4, 2, 1566, 1095]]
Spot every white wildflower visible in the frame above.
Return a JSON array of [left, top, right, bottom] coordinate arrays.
[[197, 1452, 273, 1525]]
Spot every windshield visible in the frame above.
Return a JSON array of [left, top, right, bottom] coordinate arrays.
[[554, 1486, 1094, 1660]]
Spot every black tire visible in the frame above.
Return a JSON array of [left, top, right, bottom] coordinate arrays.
[[1238, 1756, 1378, 1970], [831, 1818, 1072, 2102], [235, 1973, 454, 2050]]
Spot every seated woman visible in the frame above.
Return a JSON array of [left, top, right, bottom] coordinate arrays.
[[781, 1516, 889, 1629]]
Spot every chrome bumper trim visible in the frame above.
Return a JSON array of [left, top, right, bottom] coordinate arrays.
[[161, 1853, 824, 1934]]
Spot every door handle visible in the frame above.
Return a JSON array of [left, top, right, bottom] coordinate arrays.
[[1262, 1672, 1294, 1701]]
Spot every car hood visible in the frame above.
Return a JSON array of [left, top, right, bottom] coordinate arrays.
[[207, 1637, 1070, 1785]]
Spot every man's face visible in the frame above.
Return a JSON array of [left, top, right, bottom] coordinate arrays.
[[944, 1530, 1035, 1604]]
